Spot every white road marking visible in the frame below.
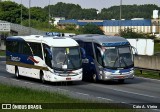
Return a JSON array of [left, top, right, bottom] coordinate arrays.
[[76, 92, 89, 96], [96, 97, 113, 101], [0, 76, 7, 79], [136, 76, 160, 82], [91, 83, 160, 99]]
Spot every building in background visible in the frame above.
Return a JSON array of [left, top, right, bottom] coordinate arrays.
[[51, 17, 65, 26], [103, 19, 151, 35], [57, 10, 159, 36], [152, 10, 160, 36], [58, 19, 152, 35]]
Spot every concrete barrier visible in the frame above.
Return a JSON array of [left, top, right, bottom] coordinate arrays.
[[134, 55, 160, 70]]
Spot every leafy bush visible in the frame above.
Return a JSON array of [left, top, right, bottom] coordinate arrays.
[[79, 23, 104, 34], [119, 28, 156, 39], [65, 24, 76, 31]]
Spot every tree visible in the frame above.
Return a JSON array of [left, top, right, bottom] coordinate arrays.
[[44, 2, 82, 19], [119, 28, 156, 39], [30, 7, 48, 22], [80, 23, 104, 34], [98, 4, 159, 20]]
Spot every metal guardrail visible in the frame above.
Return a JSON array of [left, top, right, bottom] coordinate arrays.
[[135, 67, 160, 77], [0, 20, 45, 35]]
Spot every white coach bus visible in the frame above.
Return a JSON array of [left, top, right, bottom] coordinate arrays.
[[6, 35, 83, 83]]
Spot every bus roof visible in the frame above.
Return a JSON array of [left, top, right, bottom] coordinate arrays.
[[72, 34, 130, 47], [6, 35, 79, 47]]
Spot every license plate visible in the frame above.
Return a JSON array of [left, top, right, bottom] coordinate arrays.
[[66, 77, 71, 80], [117, 76, 124, 79]]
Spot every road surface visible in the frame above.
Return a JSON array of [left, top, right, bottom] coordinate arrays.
[[0, 60, 160, 111]]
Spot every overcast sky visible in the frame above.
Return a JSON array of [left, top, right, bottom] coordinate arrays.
[[13, 0, 160, 10]]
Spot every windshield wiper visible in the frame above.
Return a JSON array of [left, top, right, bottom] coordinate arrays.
[[62, 53, 67, 65], [113, 57, 119, 67], [120, 57, 127, 67]]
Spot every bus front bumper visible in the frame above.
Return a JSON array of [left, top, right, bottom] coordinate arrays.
[[100, 71, 134, 80], [47, 69, 83, 82]]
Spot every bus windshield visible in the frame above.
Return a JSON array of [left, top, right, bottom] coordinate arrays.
[[52, 47, 81, 70], [103, 46, 133, 69]]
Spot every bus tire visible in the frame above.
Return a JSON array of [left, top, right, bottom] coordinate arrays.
[[40, 71, 45, 84], [118, 79, 125, 83], [15, 67, 20, 79]]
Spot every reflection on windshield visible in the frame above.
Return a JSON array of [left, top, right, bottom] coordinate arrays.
[[52, 47, 81, 70], [103, 46, 133, 68]]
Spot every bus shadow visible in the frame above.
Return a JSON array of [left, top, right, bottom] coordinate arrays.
[[93, 78, 146, 85], [11, 75, 146, 86], [11, 75, 87, 86]]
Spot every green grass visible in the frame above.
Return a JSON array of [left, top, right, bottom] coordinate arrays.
[[0, 50, 5, 56], [154, 42, 160, 53], [0, 84, 137, 112], [135, 69, 160, 80]]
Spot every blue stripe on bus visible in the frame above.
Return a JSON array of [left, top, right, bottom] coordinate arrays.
[[102, 42, 130, 47], [6, 37, 25, 42], [6, 51, 34, 65], [104, 68, 132, 73]]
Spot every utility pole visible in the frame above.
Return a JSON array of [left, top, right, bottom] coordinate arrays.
[[21, 0, 22, 26], [120, 0, 122, 20], [29, 0, 31, 35], [49, 0, 51, 29], [119, 0, 122, 33]]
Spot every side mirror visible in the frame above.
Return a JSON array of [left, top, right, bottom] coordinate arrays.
[[80, 47, 86, 58]]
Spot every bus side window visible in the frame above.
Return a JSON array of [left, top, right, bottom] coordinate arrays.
[[29, 42, 43, 59], [21, 42, 32, 56], [84, 42, 94, 59], [7, 41, 19, 53], [43, 44, 52, 68], [94, 44, 103, 65]]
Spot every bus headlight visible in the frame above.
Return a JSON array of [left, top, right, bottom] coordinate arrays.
[[55, 73, 59, 76], [104, 71, 111, 76]]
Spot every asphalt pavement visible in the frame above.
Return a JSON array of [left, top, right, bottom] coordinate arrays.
[[0, 59, 160, 111]]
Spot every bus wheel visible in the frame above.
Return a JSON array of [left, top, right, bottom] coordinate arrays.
[[15, 67, 20, 79], [40, 72, 45, 84], [118, 79, 125, 83]]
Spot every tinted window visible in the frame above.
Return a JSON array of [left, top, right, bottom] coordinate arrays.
[[84, 42, 94, 58], [19, 42, 32, 55], [94, 44, 103, 65], [6, 41, 19, 53], [43, 44, 52, 68], [29, 43, 42, 58]]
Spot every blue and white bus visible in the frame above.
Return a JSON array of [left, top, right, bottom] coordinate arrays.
[[6, 35, 82, 83], [72, 34, 135, 83]]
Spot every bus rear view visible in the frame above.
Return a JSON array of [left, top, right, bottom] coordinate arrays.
[[72, 35, 135, 83]]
